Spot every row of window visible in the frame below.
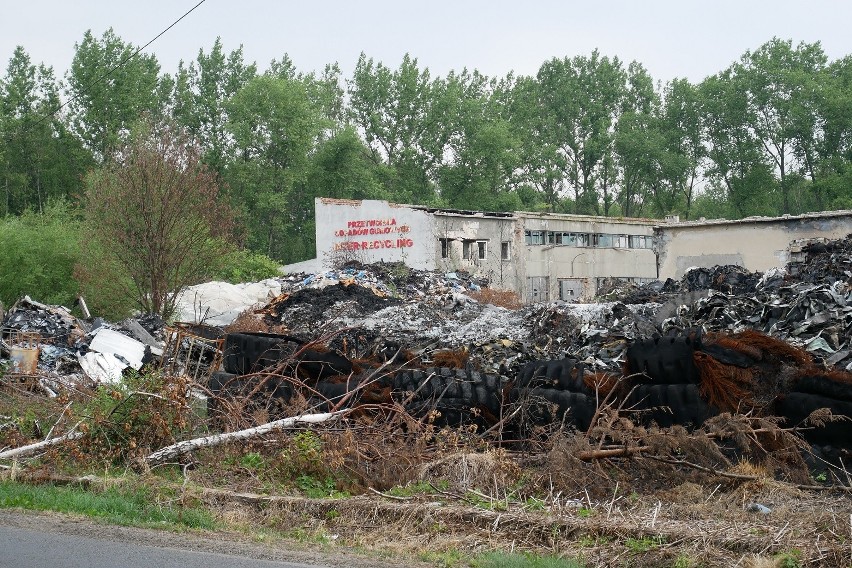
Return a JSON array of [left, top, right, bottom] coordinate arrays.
[[439, 238, 512, 261], [524, 230, 653, 249]]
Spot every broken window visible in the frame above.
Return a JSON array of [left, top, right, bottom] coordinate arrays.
[[629, 235, 653, 249], [439, 238, 451, 259], [501, 241, 511, 260], [462, 240, 472, 259], [524, 230, 545, 245], [477, 240, 487, 260]]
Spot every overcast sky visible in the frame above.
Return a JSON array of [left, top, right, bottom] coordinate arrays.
[[3, 0, 852, 85]]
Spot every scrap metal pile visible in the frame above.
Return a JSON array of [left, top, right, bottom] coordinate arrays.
[[3, 238, 852, 466]]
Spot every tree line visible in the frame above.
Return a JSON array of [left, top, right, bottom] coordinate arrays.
[[2, 31, 851, 264]]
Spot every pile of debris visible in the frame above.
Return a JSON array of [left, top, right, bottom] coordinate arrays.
[[3, 234, 852, 474]]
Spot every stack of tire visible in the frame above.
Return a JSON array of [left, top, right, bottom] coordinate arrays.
[[207, 332, 358, 426], [391, 367, 504, 429], [623, 333, 718, 428], [776, 373, 852, 464], [509, 358, 598, 432]]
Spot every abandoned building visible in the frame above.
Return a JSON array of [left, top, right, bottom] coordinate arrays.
[[284, 198, 852, 303]]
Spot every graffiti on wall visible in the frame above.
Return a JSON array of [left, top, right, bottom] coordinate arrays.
[[333, 218, 414, 251]]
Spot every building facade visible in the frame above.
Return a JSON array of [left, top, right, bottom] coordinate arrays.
[[290, 198, 852, 304]]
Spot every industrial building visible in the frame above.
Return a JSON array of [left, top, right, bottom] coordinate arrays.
[[285, 198, 852, 303]]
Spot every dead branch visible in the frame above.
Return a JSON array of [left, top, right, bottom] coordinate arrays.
[[145, 410, 347, 465], [576, 446, 651, 461], [0, 428, 84, 461]]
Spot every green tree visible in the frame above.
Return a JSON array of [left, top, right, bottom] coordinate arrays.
[[531, 51, 629, 214], [348, 53, 452, 204], [438, 70, 520, 210], [0, 47, 91, 214], [77, 120, 235, 318], [171, 38, 257, 175], [66, 29, 163, 161], [700, 72, 775, 217], [225, 75, 325, 262], [733, 38, 827, 214]]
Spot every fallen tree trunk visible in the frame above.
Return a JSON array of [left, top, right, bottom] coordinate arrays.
[[0, 430, 84, 461], [145, 411, 345, 465]]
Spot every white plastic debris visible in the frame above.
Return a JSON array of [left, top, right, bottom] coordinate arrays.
[[88, 328, 145, 370]]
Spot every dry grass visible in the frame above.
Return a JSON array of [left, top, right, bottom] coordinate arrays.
[[467, 288, 523, 310]]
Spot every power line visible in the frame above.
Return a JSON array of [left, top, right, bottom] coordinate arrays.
[[33, 0, 207, 127]]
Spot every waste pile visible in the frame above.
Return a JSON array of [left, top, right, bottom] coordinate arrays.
[[2, 235, 852, 469]]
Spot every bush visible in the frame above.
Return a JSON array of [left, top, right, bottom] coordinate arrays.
[[0, 201, 83, 308], [215, 248, 281, 284]]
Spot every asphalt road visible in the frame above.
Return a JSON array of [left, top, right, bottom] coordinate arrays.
[[0, 510, 420, 568], [0, 523, 327, 568]]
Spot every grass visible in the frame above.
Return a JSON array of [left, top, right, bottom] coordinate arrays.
[[471, 551, 583, 568], [0, 480, 214, 530]]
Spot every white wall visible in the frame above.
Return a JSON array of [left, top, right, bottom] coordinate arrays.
[[315, 198, 435, 270], [656, 212, 852, 279]]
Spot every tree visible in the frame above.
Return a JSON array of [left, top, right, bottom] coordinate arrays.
[[225, 75, 325, 262], [732, 38, 827, 213], [78, 120, 235, 318], [171, 38, 257, 176], [348, 53, 451, 204], [530, 51, 629, 214], [66, 29, 163, 161], [0, 47, 91, 215]]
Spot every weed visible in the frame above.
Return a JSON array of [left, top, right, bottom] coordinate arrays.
[[386, 480, 438, 497], [471, 551, 583, 568], [624, 536, 665, 553], [419, 550, 466, 567], [774, 550, 802, 568], [240, 452, 265, 471], [295, 475, 349, 499], [577, 507, 594, 518]]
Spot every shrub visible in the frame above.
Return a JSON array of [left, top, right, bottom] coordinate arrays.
[[0, 201, 83, 308], [215, 249, 281, 284]]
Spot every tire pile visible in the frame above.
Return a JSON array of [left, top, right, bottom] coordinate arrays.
[[207, 327, 852, 464]]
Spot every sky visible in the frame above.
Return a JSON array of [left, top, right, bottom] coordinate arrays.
[[2, 0, 852, 85]]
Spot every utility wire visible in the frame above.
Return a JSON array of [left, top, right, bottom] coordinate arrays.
[[32, 0, 207, 127]]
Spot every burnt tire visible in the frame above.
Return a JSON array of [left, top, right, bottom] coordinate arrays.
[[625, 383, 717, 428], [626, 335, 701, 384], [514, 387, 597, 431], [222, 332, 303, 375], [516, 358, 590, 393], [790, 375, 852, 402], [776, 392, 852, 448]]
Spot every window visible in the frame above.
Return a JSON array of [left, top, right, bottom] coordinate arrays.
[[593, 233, 613, 247], [501, 241, 511, 260], [439, 238, 451, 259], [524, 230, 545, 245], [477, 240, 487, 260], [462, 240, 473, 259], [613, 234, 629, 248]]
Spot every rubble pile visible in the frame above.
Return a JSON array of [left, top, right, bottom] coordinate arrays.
[[2, 234, 852, 468]]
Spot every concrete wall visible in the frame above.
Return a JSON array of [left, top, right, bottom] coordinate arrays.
[[656, 212, 852, 279], [519, 213, 658, 300], [433, 213, 522, 291], [315, 198, 435, 270]]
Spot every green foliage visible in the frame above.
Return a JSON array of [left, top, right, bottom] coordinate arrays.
[[240, 452, 265, 470], [295, 475, 349, 499], [215, 249, 281, 283], [774, 550, 802, 568], [0, 201, 83, 308], [624, 536, 666, 553], [76, 369, 191, 465], [0, 480, 214, 529]]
